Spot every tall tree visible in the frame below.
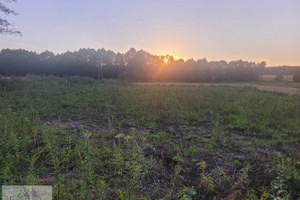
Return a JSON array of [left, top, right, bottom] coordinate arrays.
[[0, 0, 21, 35], [258, 61, 266, 80]]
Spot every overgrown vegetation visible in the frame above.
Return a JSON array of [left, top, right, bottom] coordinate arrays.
[[0, 76, 299, 199]]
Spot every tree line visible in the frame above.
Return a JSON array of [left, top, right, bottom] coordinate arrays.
[[0, 48, 269, 82]]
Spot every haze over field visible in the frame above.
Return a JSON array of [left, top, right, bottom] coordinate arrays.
[[0, 0, 299, 66]]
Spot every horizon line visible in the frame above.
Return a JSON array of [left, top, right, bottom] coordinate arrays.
[[1, 47, 299, 67]]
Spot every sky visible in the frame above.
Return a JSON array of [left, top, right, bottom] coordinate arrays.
[[0, 0, 299, 66]]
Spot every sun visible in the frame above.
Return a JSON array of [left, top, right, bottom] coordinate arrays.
[[164, 58, 169, 64]]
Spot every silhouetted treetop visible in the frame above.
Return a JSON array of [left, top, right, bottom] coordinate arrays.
[[0, 47, 274, 82], [0, 0, 21, 35]]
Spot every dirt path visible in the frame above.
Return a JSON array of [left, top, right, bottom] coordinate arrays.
[[133, 82, 300, 96]]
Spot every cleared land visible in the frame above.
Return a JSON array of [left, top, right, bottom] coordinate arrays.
[[262, 75, 294, 82], [133, 82, 300, 96], [247, 81, 300, 88], [0, 76, 299, 199]]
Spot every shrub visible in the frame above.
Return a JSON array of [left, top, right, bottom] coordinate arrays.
[[275, 74, 283, 81], [293, 69, 300, 82]]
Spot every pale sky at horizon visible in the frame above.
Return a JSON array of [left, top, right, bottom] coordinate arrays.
[[0, 0, 299, 66]]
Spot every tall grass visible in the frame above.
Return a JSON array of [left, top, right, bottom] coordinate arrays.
[[0, 76, 299, 199]]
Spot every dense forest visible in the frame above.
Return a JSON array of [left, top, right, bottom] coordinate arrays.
[[0, 48, 296, 82]]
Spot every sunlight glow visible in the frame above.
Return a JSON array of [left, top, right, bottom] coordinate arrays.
[[164, 58, 169, 64]]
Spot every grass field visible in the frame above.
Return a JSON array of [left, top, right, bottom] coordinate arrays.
[[261, 75, 294, 82], [240, 81, 300, 88], [0, 76, 300, 199]]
